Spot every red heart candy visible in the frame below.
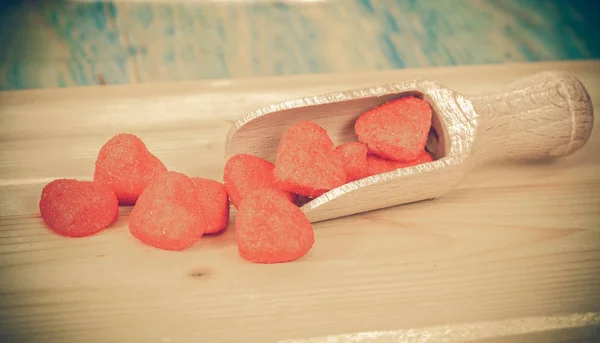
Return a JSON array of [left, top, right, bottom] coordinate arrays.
[[224, 154, 296, 209], [192, 177, 230, 234], [367, 150, 433, 176], [39, 179, 119, 237], [336, 142, 370, 182], [274, 121, 346, 198], [355, 96, 432, 162], [94, 133, 167, 205], [236, 189, 314, 264], [129, 171, 207, 251]]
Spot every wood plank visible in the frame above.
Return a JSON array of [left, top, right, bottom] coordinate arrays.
[[2, 0, 599, 90], [0, 61, 599, 342]]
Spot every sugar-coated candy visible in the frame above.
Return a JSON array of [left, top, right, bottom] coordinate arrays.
[[224, 154, 296, 209], [336, 142, 370, 182], [236, 189, 314, 264], [367, 150, 434, 176], [129, 171, 207, 251], [192, 177, 230, 234], [274, 120, 347, 198], [94, 133, 167, 205], [39, 179, 118, 237], [355, 97, 432, 162]]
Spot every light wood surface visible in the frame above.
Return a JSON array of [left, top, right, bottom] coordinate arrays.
[[227, 70, 594, 223], [0, 60, 599, 343]]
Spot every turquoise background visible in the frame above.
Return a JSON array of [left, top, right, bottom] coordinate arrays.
[[0, 0, 598, 91]]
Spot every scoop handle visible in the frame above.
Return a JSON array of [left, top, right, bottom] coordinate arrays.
[[469, 70, 594, 164]]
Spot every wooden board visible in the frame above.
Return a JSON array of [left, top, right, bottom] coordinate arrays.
[[0, 60, 599, 342], [2, 0, 599, 90]]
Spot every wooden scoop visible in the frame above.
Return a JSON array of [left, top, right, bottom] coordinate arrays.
[[225, 71, 594, 223]]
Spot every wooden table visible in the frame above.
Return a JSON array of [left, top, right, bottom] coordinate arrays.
[[0, 61, 599, 342]]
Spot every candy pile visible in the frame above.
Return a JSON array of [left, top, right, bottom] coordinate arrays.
[[39, 96, 434, 263]]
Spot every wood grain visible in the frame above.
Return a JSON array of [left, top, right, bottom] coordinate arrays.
[[471, 71, 594, 162], [1, 0, 599, 90], [0, 61, 599, 342]]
